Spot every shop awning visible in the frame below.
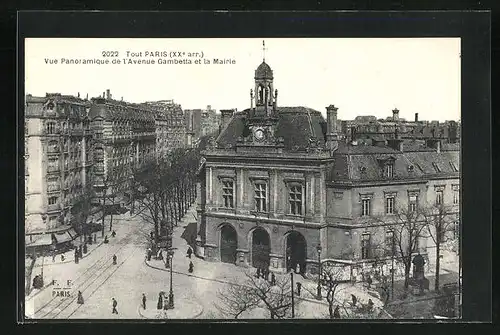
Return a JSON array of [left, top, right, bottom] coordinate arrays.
[[25, 234, 53, 247]]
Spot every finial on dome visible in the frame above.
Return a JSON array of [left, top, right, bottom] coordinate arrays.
[[262, 40, 266, 62]]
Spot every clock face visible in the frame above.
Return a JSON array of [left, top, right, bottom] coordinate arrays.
[[254, 128, 265, 140]]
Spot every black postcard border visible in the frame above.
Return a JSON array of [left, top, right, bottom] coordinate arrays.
[[16, 11, 491, 326]]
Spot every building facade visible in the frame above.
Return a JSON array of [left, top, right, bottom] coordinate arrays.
[[197, 61, 460, 280], [25, 93, 93, 251], [89, 90, 156, 207]]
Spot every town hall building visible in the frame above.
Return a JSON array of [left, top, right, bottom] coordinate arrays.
[[196, 59, 460, 280]]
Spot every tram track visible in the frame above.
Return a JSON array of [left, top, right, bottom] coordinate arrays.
[[32, 220, 148, 319]]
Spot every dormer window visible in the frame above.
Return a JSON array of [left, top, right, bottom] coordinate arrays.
[[384, 163, 394, 178], [449, 161, 458, 172], [432, 162, 441, 173]]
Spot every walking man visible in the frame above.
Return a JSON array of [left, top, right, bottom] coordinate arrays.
[[142, 293, 147, 310], [296, 282, 302, 296], [188, 261, 194, 273], [112, 254, 117, 265], [112, 298, 118, 314]]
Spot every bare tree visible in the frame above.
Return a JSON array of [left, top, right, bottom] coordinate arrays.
[[386, 206, 426, 290], [318, 264, 349, 319], [215, 272, 299, 319], [421, 203, 458, 292]]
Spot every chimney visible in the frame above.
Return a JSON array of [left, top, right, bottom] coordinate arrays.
[[415, 113, 419, 122], [77, 92, 80, 98], [426, 138, 441, 153], [250, 89, 254, 109], [392, 108, 399, 121], [326, 105, 339, 154], [106, 89, 111, 100], [220, 109, 234, 132]]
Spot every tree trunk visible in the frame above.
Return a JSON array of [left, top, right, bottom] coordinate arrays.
[[435, 236, 441, 292], [328, 303, 334, 319], [403, 261, 411, 289]]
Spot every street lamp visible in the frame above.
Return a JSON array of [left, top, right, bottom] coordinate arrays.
[[167, 249, 175, 309], [316, 244, 322, 300]]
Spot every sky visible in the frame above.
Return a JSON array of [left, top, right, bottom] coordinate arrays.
[[25, 38, 461, 121]]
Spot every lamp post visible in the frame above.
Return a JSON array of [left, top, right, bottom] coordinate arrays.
[[168, 249, 175, 309], [316, 245, 322, 300], [391, 233, 395, 300], [290, 271, 295, 318]]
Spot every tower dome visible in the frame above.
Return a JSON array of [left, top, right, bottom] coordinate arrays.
[[255, 61, 273, 79]]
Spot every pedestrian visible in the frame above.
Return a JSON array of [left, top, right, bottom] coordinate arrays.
[[93, 234, 97, 243], [256, 267, 261, 278], [333, 305, 341, 319], [61, 254, 65, 262], [104, 235, 109, 244], [147, 248, 152, 261], [112, 230, 116, 238], [264, 267, 270, 281], [52, 253, 56, 262], [271, 272, 276, 286], [112, 298, 118, 314], [75, 250, 79, 264], [187, 246, 193, 259], [295, 263, 300, 274], [142, 293, 146, 310], [367, 298, 374, 311], [77, 291, 84, 304], [188, 261, 194, 273], [157, 293, 163, 310], [296, 282, 302, 296], [78, 245, 82, 258], [112, 254, 117, 265]]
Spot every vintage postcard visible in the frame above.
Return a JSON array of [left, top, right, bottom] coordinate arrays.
[[22, 37, 461, 320]]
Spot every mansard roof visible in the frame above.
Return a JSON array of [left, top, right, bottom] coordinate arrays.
[[328, 141, 459, 183], [216, 107, 327, 151]]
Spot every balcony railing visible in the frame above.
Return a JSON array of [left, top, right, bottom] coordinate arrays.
[[47, 203, 62, 212], [47, 166, 60, 173]]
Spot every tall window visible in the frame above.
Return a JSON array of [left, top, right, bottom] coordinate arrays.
[[289, 184, 303, 215], [409, 194, 418, 212], [385, 196, 395, 215], [254, 181, 267, 212], [222, 179, 234, 209], [361, 233, 371, 259], [46, 122, 56, 134], [385, 230, 395, 256], [48, 196, 58, 205], [453, 188, 459, 204], [361, 198, 371, 216], [384, 163, 394, 178], [436, 190, 444, 205]]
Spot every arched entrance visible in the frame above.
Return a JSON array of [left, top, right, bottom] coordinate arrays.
[[251, 228, 270, 268], [220, 224, 237, 264], [285, 231, 307, 274]]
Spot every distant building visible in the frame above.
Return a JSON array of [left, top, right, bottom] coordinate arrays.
[[25, 93, 93, 252], [340, 109, 460, 144], [185, 105, 221, 145], [196, 60, 460, 280], [143, 99, 186, 158]]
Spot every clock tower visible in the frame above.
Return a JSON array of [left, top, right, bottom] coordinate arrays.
[[245, 41, 280, 146]]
